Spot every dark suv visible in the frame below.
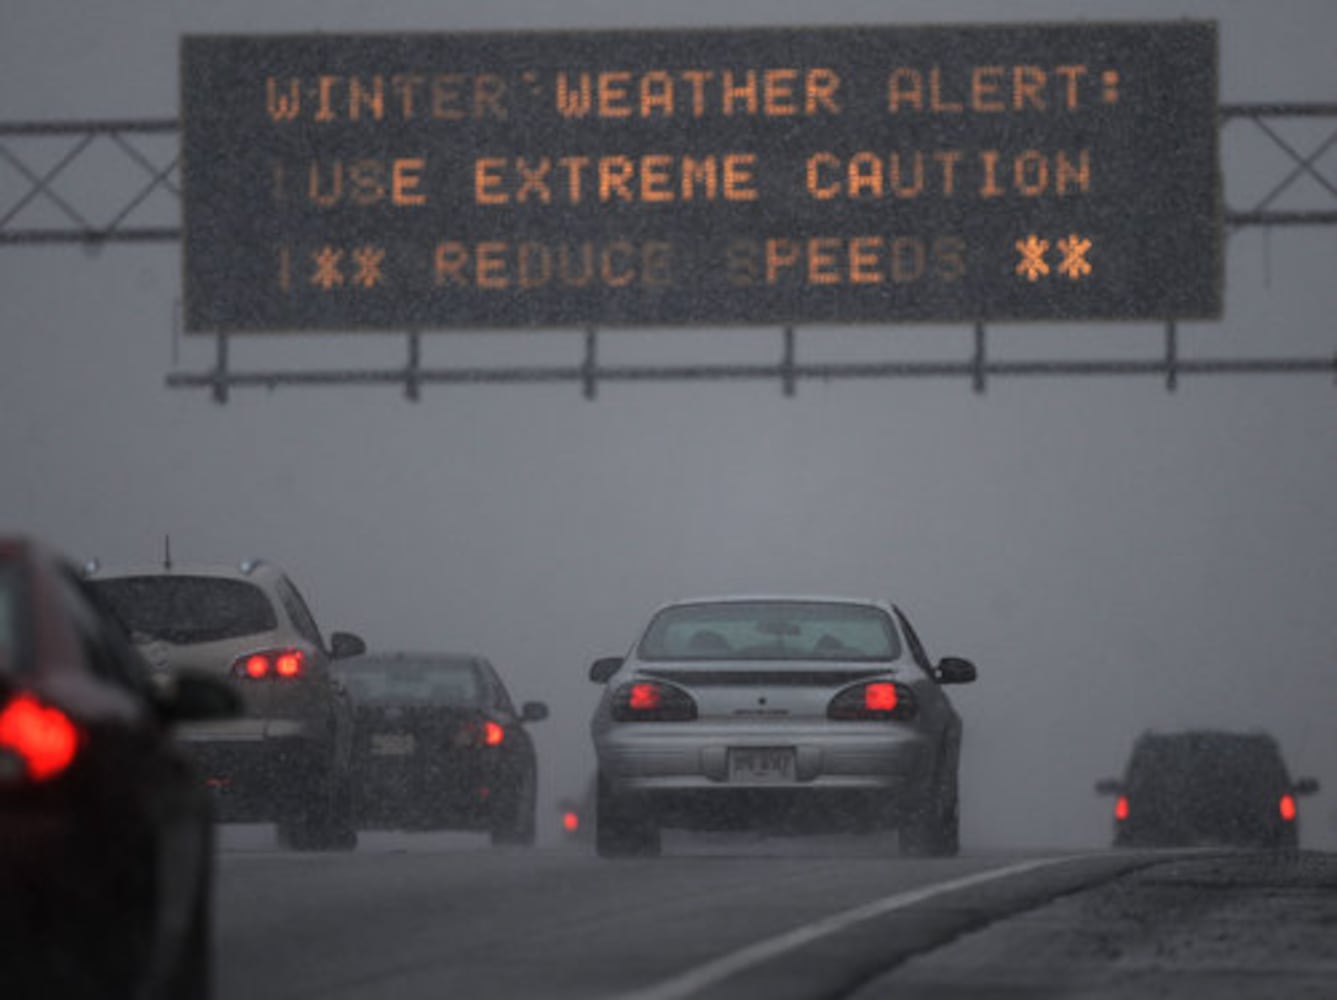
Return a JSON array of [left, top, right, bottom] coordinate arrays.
[[89, 559, 367, 850], [1096, 729, 1320, 849]]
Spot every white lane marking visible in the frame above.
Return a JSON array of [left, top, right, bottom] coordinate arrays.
[[615, 855, 1072, 1000]]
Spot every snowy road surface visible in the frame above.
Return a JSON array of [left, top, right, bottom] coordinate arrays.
[[213, 828, 1337, 999]]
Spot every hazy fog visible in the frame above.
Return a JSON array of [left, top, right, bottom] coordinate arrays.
[[2, 0, 1335, 849]]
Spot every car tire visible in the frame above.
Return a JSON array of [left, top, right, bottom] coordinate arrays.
[[490, 764, 538, 847], [595, 772, 661, 858], [163, 824, 214, 1000], [278, 766, 359, 851], [899, 768, 960, 858], [84, 825, 158, 998]]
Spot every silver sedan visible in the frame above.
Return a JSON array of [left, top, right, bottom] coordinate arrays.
[[589, 596, 976, 857]]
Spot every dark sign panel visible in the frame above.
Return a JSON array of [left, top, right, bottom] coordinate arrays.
[[180, 22, 1220, 332]]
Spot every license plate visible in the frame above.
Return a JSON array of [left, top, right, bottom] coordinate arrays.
[[370, 732, 416, 756], [728, 747, 796, 783]]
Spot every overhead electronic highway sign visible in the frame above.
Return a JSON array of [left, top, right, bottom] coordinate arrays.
[[180, 22, 1221, 332]]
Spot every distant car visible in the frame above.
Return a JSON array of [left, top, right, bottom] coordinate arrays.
[[1095, 729, 1320, 849], [589, 595, 976, 858], [0, 536, 239, 999], [87, 558, 367, 850], [556, 776, 597, 844], [330, 652, 548, 846]]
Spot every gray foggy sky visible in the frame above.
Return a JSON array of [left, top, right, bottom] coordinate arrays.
[[2, 0, 1336, 848]]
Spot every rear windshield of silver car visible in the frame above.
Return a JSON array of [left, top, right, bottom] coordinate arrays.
[[1128, 733, 1289, 793], [90, 576, 278, 645], [637, 601, 901, 662], [332, 657, 482, 706]]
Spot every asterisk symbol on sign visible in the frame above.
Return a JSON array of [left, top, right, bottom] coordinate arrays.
[[311, 247, 344, 290], [1057, 234, 1093, 280], [352, 246, 386, 289], [1015, 235, 1050, 282]]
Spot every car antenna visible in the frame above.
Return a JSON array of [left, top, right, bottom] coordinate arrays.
[[163, 534, 173, 572]]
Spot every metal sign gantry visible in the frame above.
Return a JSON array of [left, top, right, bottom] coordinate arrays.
[[2, 102, 1335, 401]]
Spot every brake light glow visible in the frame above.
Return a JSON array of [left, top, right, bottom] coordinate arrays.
[[452, 719, 508, 749], [864, 683, 898, 712], [628, 683, 662, 711], [1115, 795, 1130, 821], [0, 694, 81, 781], [611, 680, 697, 722], [1280, 794, 1297, 822], [275, 652, 303, 678], [827, 681, 917, 721], [563, 810, 580, 833], [234, 649, 306, 680]]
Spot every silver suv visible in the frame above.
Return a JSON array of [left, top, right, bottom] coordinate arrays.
[[88, 559, 366, 850]]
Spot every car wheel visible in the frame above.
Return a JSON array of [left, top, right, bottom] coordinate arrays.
[[164, 824, 213, 1000], [325, 773, 360, 850], [88, 826, 158, 997], [899, 768, 960, 858], [490, 764, 537, 847], [595, 771, 661, 858], [1274, 824, 1299, 851], [278, 767, 358, 851]]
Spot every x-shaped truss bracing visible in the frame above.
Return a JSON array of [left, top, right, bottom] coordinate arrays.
[[0, 119, 179, 243], [1, 106, 1335, 243]]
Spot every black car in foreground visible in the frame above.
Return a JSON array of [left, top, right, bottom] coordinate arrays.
[[1096, 729, 1320, 849], [332, 652, 548, 846], [0, 537, 239, 999]]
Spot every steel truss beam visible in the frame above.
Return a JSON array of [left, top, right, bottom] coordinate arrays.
[[162, 323, 1337, 403], [3, 106, 1336, 401], [3, 105, 1334, 243], [1219, 103, 1337, 229], [0, 119, 178, 243]]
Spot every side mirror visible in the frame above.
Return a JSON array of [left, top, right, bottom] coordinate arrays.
[[521, 701, 549, 723], [329, 631, 367, 660], [1293, 777, 1320, 797], [155, 669, 241, 725], [590, 656, 624, 683], [936, 657, 977, 685], [1094, 778, 1124, 796]]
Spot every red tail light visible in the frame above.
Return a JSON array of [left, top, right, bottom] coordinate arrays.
[[1114, 795, 1130, 821], [611, 680, 697, 722], [0, 694, 81, 782], [864, 683, 899, 711], [827, 681, 917, 721], [232, 649, 306, 680], [1279, 794, 1297, 822], [453, 718, 507, 749], [275, 652, 303, 678], [563, 810, 581, 833], [628, 683, 661, 711]]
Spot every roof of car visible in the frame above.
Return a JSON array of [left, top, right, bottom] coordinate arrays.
[[338, 651, 483, 666], [1134, 729, 1283, 751], [654, 594, 890, 611], [84, 559, 287, 585]]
